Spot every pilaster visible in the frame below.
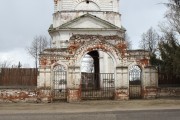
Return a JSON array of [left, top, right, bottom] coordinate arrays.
[[67, 89, 81, 103], [142, 66, 158, 99], [67, 66, 81, 102], [114, 66, 129, 100]]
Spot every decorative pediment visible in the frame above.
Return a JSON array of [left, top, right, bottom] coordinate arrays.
[[58, 14, 120, 29]]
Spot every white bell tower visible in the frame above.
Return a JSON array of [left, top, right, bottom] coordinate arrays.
[[50, 0, 124, 48], [52, 0, 122, 28], [54, 0, 120, 12]]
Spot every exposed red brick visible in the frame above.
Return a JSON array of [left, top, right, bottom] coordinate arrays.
[[40, 58, 48, 66], [137, 58, 149, 67], [116, 42, 127, 57]]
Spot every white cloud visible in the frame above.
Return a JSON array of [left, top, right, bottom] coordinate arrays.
[[0, 0, 169, 66], [0, 48, 34, 68], [121, 0, 168, 49]]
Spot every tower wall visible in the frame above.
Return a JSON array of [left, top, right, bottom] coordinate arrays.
[[54, 0, 120, 12]]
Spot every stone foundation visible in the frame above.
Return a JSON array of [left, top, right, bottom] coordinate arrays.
[[67, 89, 81, 103], [0, 88, 52, 103], [158, 87, 180, 97], [142, 86, 158, 99], [114, 88, 129, 100], [1, 87, 180, 103]]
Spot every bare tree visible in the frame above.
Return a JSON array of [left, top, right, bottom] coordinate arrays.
[[156, 0, 180, 84], [124, 33, 132, 49], [139, 27, 160, 54], [11, 61, 22, 68], [164, 0, 180, 35], [140, 33, 147, 51], [0, 59, 12, 68], [27, 35, 49, 68]]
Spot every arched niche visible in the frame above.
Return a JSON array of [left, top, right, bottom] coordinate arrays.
[[75, 1, 100, 11]]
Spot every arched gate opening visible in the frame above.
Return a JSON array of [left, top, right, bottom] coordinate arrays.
[[53, 64, 67, 101], [129, 65, 142, 99], [81, 50, 115, 100]]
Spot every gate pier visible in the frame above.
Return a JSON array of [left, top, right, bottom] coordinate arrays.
[[114, 87, 129, 100], [67, 89, 81, 103]]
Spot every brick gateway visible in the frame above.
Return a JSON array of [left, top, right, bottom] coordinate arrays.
[[38, 0, 158, 102]]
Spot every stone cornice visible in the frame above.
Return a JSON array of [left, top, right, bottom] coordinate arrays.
[[53, 10, 121, 16]]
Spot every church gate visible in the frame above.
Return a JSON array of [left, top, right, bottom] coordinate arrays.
[[38, 0, 159, 103], [129, 65, 142, 99], [80, 50, 116, 100], [52, 64, 67, 101], [81, 73, 115, 100]]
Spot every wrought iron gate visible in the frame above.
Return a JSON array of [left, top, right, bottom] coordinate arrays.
[[129, 85, 142, 99], [129, 66, 142, 99], [53, 65, 67, 101], [81, 73, 115, 100]]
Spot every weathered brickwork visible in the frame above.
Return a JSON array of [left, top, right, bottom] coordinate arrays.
[[67, 89, 81, 102], [1, 87, 180, 103], [158, 87, 180, 97], [142, 86, 158, 99], [114, 88, 129, 100], [0, 89, 52, 103]]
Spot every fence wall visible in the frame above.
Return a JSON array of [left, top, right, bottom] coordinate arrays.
[[158, 87, 180, 98], [0, 68, 38, 88], [158, 73, 180, 86]]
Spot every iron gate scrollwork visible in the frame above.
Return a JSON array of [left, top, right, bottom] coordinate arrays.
[[81, 73, 115, 100], [129, 65, 142, 99], [53, 64, 67, 101]]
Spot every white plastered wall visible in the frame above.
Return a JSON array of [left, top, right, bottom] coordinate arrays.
[[55, 0, 120, 12]]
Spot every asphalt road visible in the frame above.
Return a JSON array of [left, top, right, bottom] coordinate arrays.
[[0, 110, 180, 120]]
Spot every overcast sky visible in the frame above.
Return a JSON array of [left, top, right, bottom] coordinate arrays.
[[0, 0, 168, 67]]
